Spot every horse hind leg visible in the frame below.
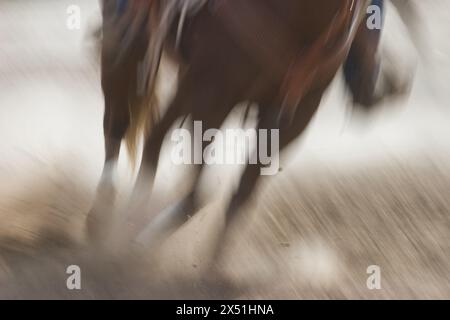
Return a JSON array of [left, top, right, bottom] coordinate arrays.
[[128, 77, 235, 248], [122, 72, 195, 243], [135, 115, 230, 248], [227, 94, 319, 217], [213, 91, 323, 266], [87, 86, 131, 244]]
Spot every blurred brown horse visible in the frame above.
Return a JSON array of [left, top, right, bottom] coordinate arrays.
[[88, 0, 399, 255]]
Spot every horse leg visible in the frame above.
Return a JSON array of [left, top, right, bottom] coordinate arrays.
[[126, 81, 233, 245], [213, 91, 323, 266], [123, 89, 186, 239], [158, 111, 230, 220], [124, 71, 232, 240], [87, 85, 130, 243], [86, 31, 147, 243], [132, 123, 205, 246], [175, 88, 236, 215]]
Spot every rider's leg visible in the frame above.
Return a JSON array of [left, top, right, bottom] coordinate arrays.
[[343, 0, 384, 108]]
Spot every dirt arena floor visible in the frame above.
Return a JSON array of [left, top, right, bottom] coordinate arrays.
[[0, 0, 449, 299]]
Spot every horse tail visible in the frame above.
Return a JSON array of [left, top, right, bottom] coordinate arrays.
[[121, 0, 206, 168], [121, 0, 164, 170], [124, 92, 160, 170], [122, 0, 177, 168]]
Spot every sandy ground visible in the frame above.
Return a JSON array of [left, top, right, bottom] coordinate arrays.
[[0, 0, 450, 299]]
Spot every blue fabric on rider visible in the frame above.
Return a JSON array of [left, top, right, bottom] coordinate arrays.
[[117, 0, 128, 15], [371, 0, 384, 12], [370, 0, 385, 34]]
